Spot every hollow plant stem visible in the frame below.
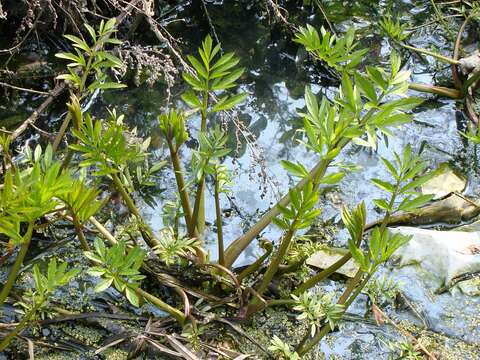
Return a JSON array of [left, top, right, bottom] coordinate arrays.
[[294, 252, 351, 295], [401, 43, 459, 65], [71, 212, 90, 251], [192, 175, 205, 232], [52, 112, 72, 152], [167, 140, 194, 236], [224, 160, 328, 267], [0, 222, 34, 308], [214, 173, 225, 266], [110, 172, 158, 249], [408, 83, 461, 99], [237, 242, 273, 283], [134, 287, 186, 324], [195, 90, 209, 234], [166, 140, 206, 262], [224, 98, 383, 268], [256, 227, 296, 296]]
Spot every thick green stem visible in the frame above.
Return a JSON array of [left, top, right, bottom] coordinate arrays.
[[111, 172, 158, 249], [225, 99, 381, 268], [237, 241, 273, 282], [294, 252, 352, 295], [52, 112, 72, 152], [256, 228, 296, 296], [71, 212, 90, 251], [408, 83, 461, 99], [167, 140, 194, 237], [401, 43, 459, 65], [297, 186, 395, 355], [214, 174, 225, 266], [195, 91, 209, 233], [0, 223, 34, 308], [167, 140, 206, 262], [134, 287, 186, 324], [277, 256, 308, 275], [224, 160, 328, 268], [192, 175, 205, 233]]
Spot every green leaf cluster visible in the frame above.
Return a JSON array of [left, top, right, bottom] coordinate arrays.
[[341, 202, 367, 246], [17, 259, 79, 316], [191, 126, 230, 182], [55, 18, 125, 93], [85, 239, 146, 307], [58, 180, 105, 223], [70, 109, 146, 176], [292, 292, 344, 336], [273, 181, 321, 230], [371, 144, 435, 213], [214, 163, 232, 194], [379, 16, 411, 42], [158, 109, 188, 151], [153, 227, 201, 266], [294, 25, 368, 73], [182, 35, 247, 115], [349, 227, 411, 273], [268, 335, 300, 360], [0, 145, 71, 244]]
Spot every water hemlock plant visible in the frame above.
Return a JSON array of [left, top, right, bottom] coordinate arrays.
[[0, 19, 437, 357]]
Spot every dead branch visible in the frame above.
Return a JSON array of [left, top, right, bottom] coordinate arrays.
[[372, 304, 438, 360], [9, 82, 66, 141], [0, 81, 50, 95]]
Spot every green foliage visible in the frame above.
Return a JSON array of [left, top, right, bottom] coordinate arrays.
[[182, 35, 247, 113], [353, 53, 420, 150], [292, 292, 344, 336], [341, 201, 367, 245], [364, 275, 401, 307], [385, 340, 423, 360], [191, 126, 230, 182], [379, 16, 411, 42], [55, 18, 125, 93], [0, 145, 71, 244], [181, 323, 205, 351], [349, 227, 411, 273], [153, 228, 201, 266], [70, 109, 146, 176], [297, 84, 360, 161], [85, 239, 146, 307], [294, 25, 368, 73], [129, 159, 167, 208], [273, 181, 321, 230], [371, 144, 435, 213], [460, 123, 480, 145], [58, 180, 105, 223], [214, 163, 232, 194], [268, 335, 300, 360], [158, 110, 189, 150], [17, 259, 80, 318]]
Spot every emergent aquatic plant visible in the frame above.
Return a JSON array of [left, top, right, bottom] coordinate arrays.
[[0, 22, 438, 358]]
